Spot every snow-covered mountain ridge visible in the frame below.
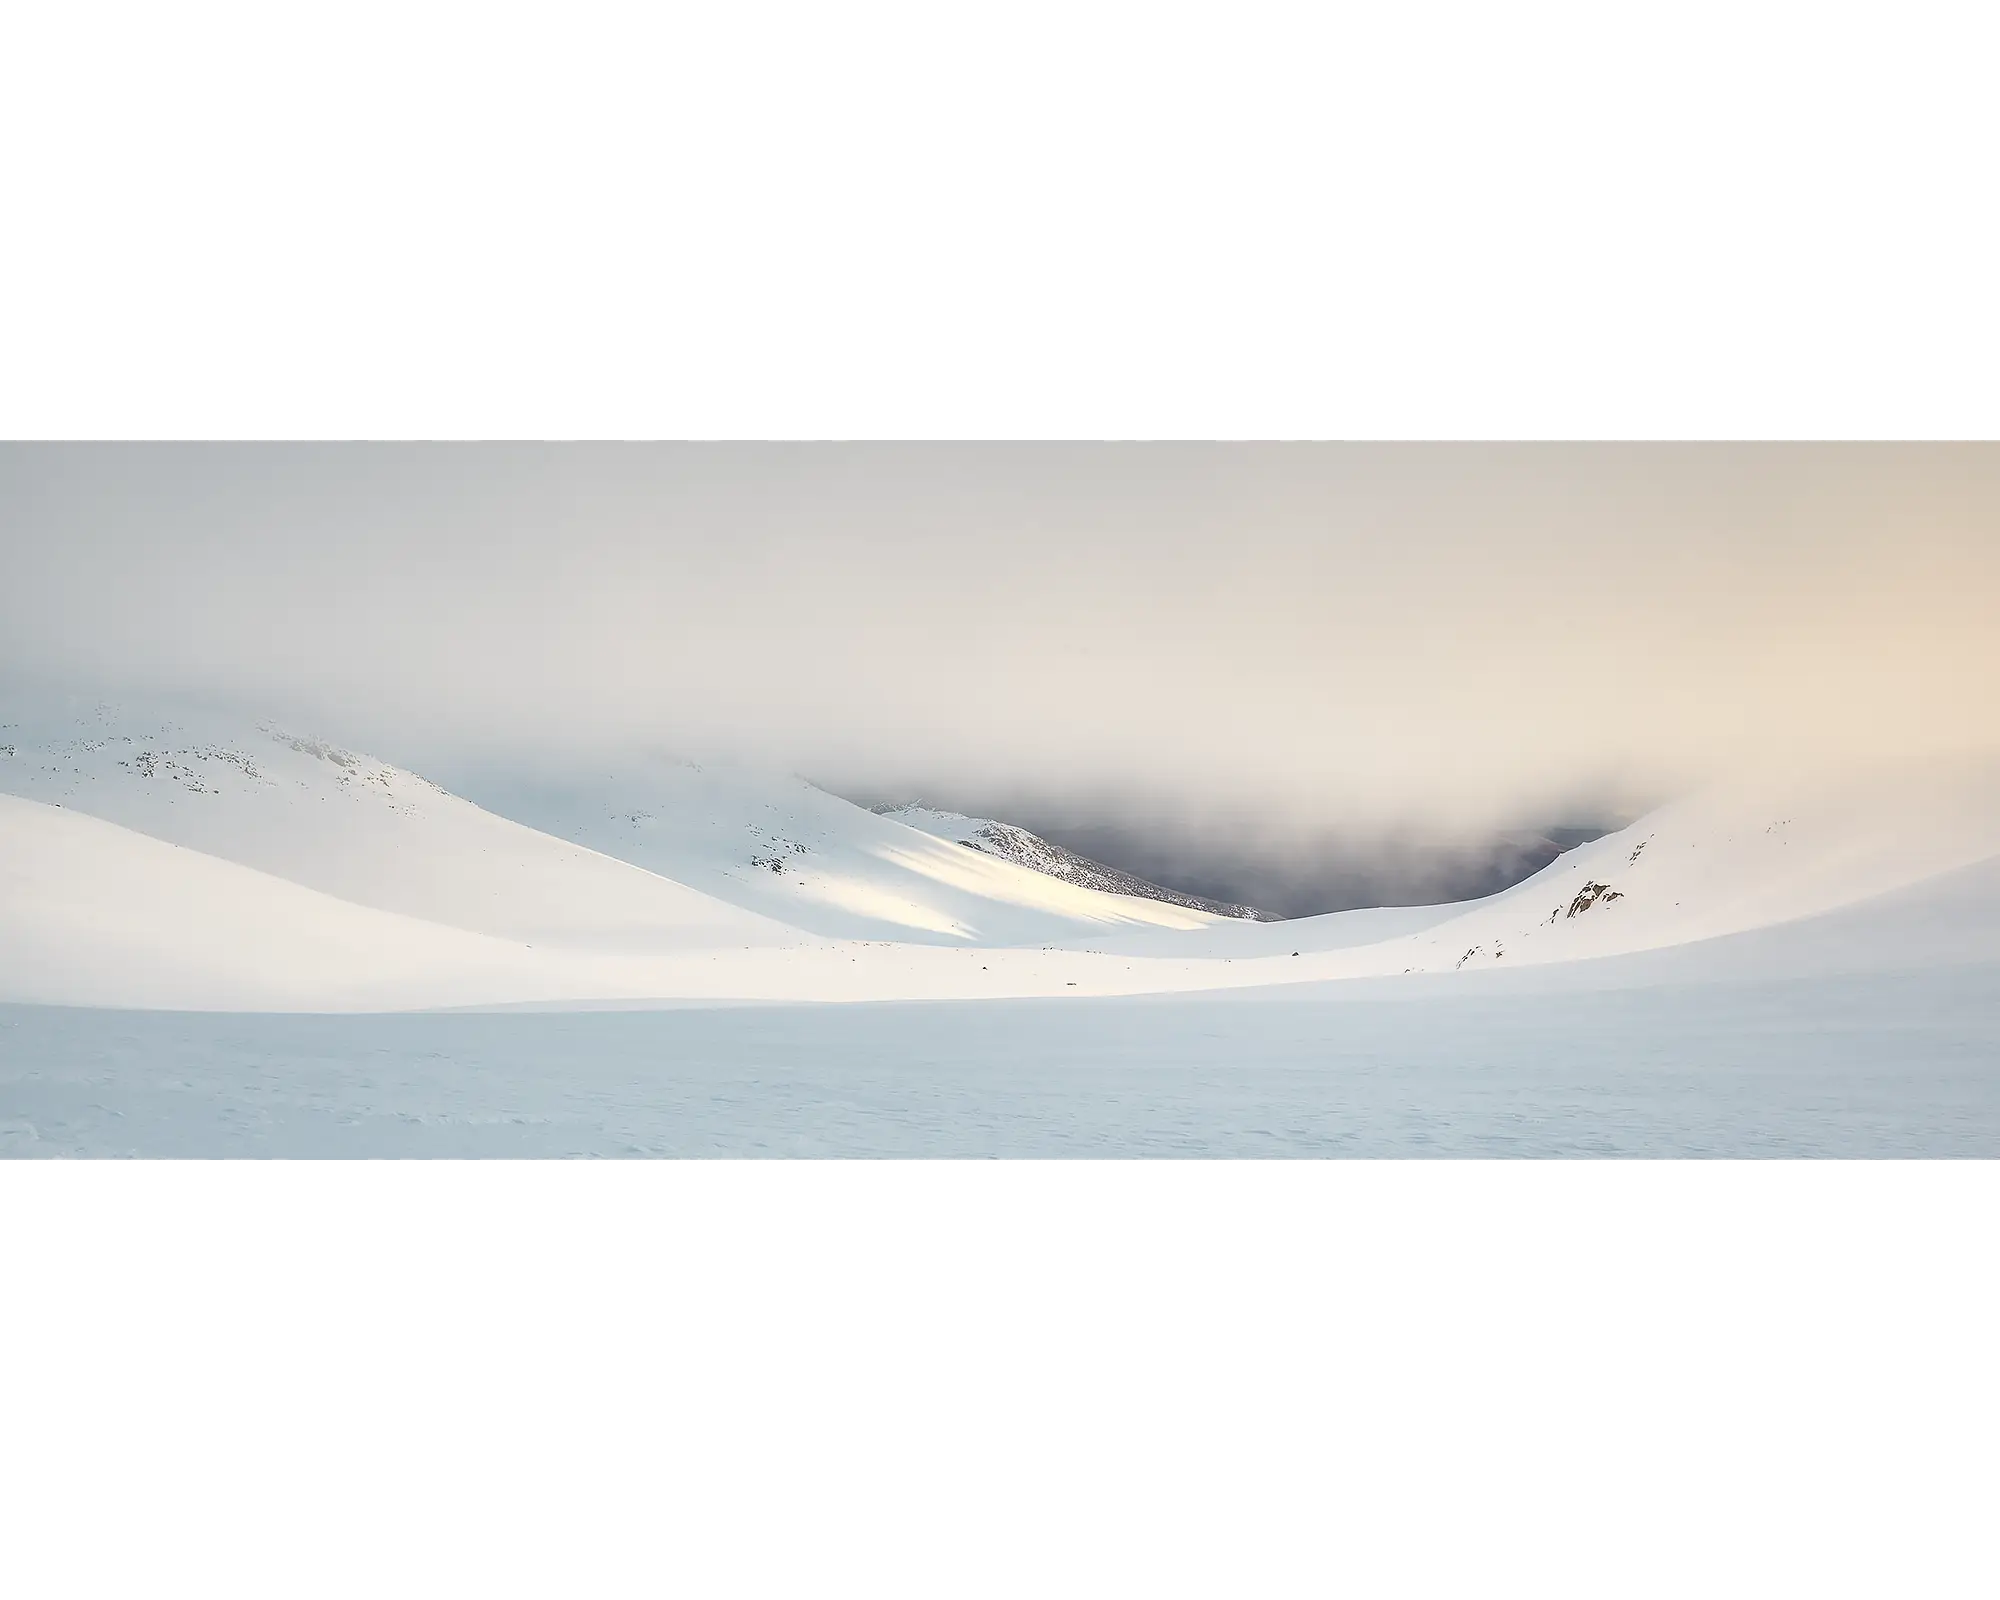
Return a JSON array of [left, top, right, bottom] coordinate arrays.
[[0, 703, 796, 953], [453, 755, 1233, 943], [872, 803, 1274, 921], [3, 700, 1997, 1011]]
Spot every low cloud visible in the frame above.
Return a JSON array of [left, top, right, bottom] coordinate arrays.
[[4, 443, 1995, 841]]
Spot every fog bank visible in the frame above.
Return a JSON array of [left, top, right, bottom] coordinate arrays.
[[4, 444, 1995, 838]]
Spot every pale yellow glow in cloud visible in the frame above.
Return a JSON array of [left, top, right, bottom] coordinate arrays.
[[3, 444, 1995, 830]]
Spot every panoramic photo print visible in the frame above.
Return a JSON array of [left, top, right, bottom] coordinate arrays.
[[3, 443, 1996, 1156]]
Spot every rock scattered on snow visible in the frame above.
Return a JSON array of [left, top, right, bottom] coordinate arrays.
[[1566, 880, 1624, 917]]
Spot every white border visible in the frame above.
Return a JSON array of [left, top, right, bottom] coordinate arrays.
[[4, 3, 1996, 438], [6, 8, 1997, 1592], [7, 1162, 1999, 1595]]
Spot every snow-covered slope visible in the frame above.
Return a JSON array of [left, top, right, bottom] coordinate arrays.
[[3, 701, 1996, 1012], [0, 794, 561, 1010], [875, 804, 1272, 920], [461, 756, 1236, 942], [0, 704, 801, 952], [1312, 762, 2000, 979]]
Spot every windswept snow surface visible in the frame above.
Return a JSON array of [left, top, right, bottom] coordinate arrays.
[[6, 846, 1999, 1155], [8, 962, 1997, 1156]]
